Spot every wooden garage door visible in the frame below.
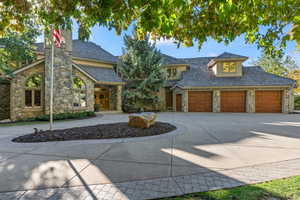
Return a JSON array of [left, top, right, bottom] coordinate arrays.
[[255, 91, 282, 113], [188, 91, 212, 112], [221, 91, 246, 112]]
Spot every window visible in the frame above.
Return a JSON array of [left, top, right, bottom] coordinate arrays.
[[25, 74, 42, 107], [223, 62, 237, 73], [73, 77, 87, 107], [167, 68, 178, 78]]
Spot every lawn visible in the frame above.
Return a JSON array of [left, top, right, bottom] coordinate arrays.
[[160, 175, 300, 200]]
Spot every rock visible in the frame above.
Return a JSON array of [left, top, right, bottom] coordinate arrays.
[[128, 112, 157, 129]]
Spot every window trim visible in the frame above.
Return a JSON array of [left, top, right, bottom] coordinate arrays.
[[223, 62, 238, 73], [24, 74, 43, 108]]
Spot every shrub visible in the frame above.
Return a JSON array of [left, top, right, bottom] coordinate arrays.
[[25, 111, 96, 122]]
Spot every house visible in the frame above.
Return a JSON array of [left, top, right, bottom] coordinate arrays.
[[0, 30, 296, 121]]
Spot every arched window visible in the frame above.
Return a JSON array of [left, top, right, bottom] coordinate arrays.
[[73, 77, 87, 107], [25, 74, 42, 107]]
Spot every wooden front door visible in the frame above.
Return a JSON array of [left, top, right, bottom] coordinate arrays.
[[221, 91, 246, 112], [176, 94, 182, 112], [255, 90, 282, 113], [95, 91, 109, 110], [188, 91, 213, 112]]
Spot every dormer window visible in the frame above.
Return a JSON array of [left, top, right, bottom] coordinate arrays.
[[167, 68, 178, 79], [223, 62, 237, 73]]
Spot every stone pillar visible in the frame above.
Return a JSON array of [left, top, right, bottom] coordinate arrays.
[[159, 88, 166, 111], [44, 29, 73, 114], [183, 90, 188, 112], [283, 88, 294, 113], [213, 90, 220, 112], [246, 89, 255, 113], [116, 85, 122, 111]]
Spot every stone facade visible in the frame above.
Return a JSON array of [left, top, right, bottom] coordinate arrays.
[[0, 81, 10, 120], [116, 85, 122, 111], [283, 88, 294, 113], [246, 89, 255, 113], [44, 30, 74, 115], [10, 63, 45, 120], [212, 90, 220, 112], [72, 69, 95, 113]]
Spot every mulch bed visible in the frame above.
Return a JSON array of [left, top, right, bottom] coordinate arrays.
[[12, 122, 176, 143]]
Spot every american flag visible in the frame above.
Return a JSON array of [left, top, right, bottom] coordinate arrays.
[[52, 29, 65, 48]]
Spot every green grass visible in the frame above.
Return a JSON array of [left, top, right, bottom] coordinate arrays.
[[160, 175, 300, 200]]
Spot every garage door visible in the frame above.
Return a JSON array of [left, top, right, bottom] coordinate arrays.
[[221, 91, 246, 112], [255, 91, 282, 113], [188, 91, 212, 112]]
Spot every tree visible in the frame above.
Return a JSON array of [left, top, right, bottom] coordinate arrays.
[[118, 35, 167, 111], [253, 53, 299, 77], [1, 0, 300, 56], [288, 70, 300, 94], [0, 23, 40, 79]]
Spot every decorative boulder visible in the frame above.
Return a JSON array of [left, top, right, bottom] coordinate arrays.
[[128, 112, 157, 128]]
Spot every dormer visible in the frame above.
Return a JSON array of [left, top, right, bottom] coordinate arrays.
[[208, 52, 248, 77]]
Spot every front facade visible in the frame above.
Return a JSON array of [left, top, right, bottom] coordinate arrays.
[[1, 31, 296, 121], [165, 53, 295, 114]]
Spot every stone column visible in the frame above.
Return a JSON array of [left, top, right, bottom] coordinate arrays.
[[183, 90, 188, 112], [283, 88, 294, 113], [159, 88, 166, 111], [246, 89, 255, 113], [116, 85, 122, 111], [44, 29, 73, 114], [213, 90, 220, 112]]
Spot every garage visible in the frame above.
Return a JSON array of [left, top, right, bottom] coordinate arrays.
[[255, 90, 282, 113], [188, 91, 212, 112], [221, 91, 246, 112]]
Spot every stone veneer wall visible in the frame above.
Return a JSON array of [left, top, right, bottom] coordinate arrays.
[[246, 89, 255, 113], [44, 30, 74, 115], [212, 90, 220, 112], [72, 69, 95, 112], [109, 86, 117, 110], [10, 63, 45, 121], [283, 88, 294, 113], [0, 80, 10, 120]]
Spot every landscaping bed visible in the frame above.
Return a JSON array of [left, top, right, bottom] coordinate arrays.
[[12, 122, 176, 143]]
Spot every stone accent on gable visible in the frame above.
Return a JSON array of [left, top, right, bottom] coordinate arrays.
[[72, 68, 95, 113], [10, 63, 45, 121]]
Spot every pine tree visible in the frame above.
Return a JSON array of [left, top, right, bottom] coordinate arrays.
[[118, 35, 167, 112]]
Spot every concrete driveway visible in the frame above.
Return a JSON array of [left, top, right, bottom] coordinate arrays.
[[0, 113, 300, 199]]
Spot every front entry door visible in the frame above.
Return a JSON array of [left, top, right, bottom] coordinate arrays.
[[176, 94, 182, 112], [95, 91, 109, 110]]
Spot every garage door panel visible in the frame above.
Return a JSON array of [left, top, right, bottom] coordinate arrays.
[[255, 91, 282, 113], [188, 91, 212, 112], [221, 91, 246, 112]]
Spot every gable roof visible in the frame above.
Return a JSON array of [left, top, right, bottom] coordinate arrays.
[[35, 40, 118, 64], [216, 52, 248, 59], [75, 64, 124, 84], [160, 53, 187, 65], [175, 57, 296, 88]]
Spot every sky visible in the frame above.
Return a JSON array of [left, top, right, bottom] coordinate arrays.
[[37, 24, 300, 66]]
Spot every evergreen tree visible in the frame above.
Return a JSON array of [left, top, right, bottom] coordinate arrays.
[[118, 35, 167, 112]]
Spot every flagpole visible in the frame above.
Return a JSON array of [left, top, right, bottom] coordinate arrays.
[[50, 31, 54, 131]]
